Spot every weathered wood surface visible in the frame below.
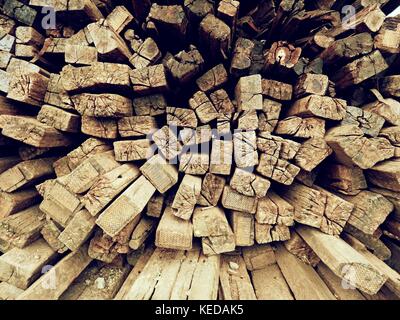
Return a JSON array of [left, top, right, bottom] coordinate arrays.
[[280, 182, 353, 236], [230, 168, 270, 198], [0, 239, 57, 289], [167, 107, 198, 128], [56, 151, 119, 194], [375, 16, 400, 54], [118, 116, 157, 138], [140, 154, 179, 194], [123, 247, 220, 300], [39, 181, 82, 227], [340, 190, 394, 236], [0, 282, 24, 300], [129, 217, 157, 250], [171, 174, 202, 220], [155, 207, 193, 250], [130, 37, 161, 69], [230, 37, 257, 77], [87, 19, 131, 62], [179, 151, 209, 175], [53, 138, 112, 177], [284, 230, 321, 267], [230, 211, 255, 247], [180, 125, 212, 147], [316, 263, 365, 300], [275, 116, 325, 139], [325, 125, 394, 169], [1, 116, 72, 147], [344, 225, 391, 261], [40, 219, 67, 254], [294, 73, 329, 98], [234, 131, 258, 169], [64, 44, 98, 66], [332, 50, 388, 89], [0, 158, 56, 192], [370, 186, 400, 220], [256, 191, 294, 227], [202, 229, 235, 256], [96, 175, 156, 237], [264, 41, 302, 73], [294, 138, 332, 172], [222, 186, 258, 214], [37, 105, 80, 133], [255, 222, 291, 244], [196, 64, 228, 92], [275, 244, 336, 300], [148, 4, 188, 42], [363, 90, 400, 126], [319, 32, 374, 65], [189, 91, 218, 124], [257, 133, 300, 161], [153, 126, 182, 161], [114, 140, 153, 161], [297, 225, 387, 295], [219, 255, 257, 300], [197, 173, 225, 206], [257, 154, 300, 185], [243, 244, 276, 271], [130, 64, 168, 95], [199, 14, 231, 63], [164, 45, 204, 85], [235, 74, 263, 112], [251, 264, 294, 300], [342, 106, 385, 138], [0, 0, 400, 301], [114, 246, 155, 300], [262, 79, 293, 101], [71, 93, 132, 118], [0, 189, 40, 219], [60, 63, 131, 94], [7, 72, 49, 106], [367, 160, 400, 192], [259, 99, 282, 133], [60, 263, 130, 300], [17, 245, 92, 300], [320, 163, 367, 195], [379, 75, 400, 98], [0, 205, 44, 252], [210, 138, 233, 175], [132, 94, 167, 116], [58, 208, 95, 251], [81, 164, 140, 216], [287, 95, 347, 120], [193, 207, 231, 238]]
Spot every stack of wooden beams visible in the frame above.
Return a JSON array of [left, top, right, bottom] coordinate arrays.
[[0, 0, 400, 300]]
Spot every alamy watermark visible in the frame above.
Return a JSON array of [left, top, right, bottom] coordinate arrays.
[[41, 7, 56, 30], [37, 5, 358, 31], [342, 5, 357, 30], [341, 265, 357, 290]]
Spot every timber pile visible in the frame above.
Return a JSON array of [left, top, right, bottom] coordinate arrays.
[[0, 0, 400, 301]]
